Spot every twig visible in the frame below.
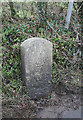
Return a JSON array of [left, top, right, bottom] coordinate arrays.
[[46, 20, 60, 37], [3, 10, 15, 23], [72, 21, 80, 43], [62, 51, 73, 64], [77, 3, 83, 14], [60, 17, 66, 24], [75, 32, 79, 42]]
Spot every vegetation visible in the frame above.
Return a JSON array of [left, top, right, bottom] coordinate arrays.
[[1, 2, 82, 118]]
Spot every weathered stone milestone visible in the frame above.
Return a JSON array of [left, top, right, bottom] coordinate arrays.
[[21, 37, 52, 99]]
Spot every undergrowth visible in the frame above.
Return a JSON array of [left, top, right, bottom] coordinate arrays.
[[1, 8, 82, 99]]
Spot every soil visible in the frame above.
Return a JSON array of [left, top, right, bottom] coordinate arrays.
[[2, 85, 82, 119], [2, 67, 82, 119], [34, 92, 82, 118]]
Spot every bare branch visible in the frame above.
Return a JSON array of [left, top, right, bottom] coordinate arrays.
[[47, 20, 59, 37]]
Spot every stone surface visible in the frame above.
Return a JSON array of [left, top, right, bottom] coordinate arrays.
[[21, 37, 52, 99], [36, 106, 82, 118], [36, 106, 57, 118], [62, 107, 81, 118]]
